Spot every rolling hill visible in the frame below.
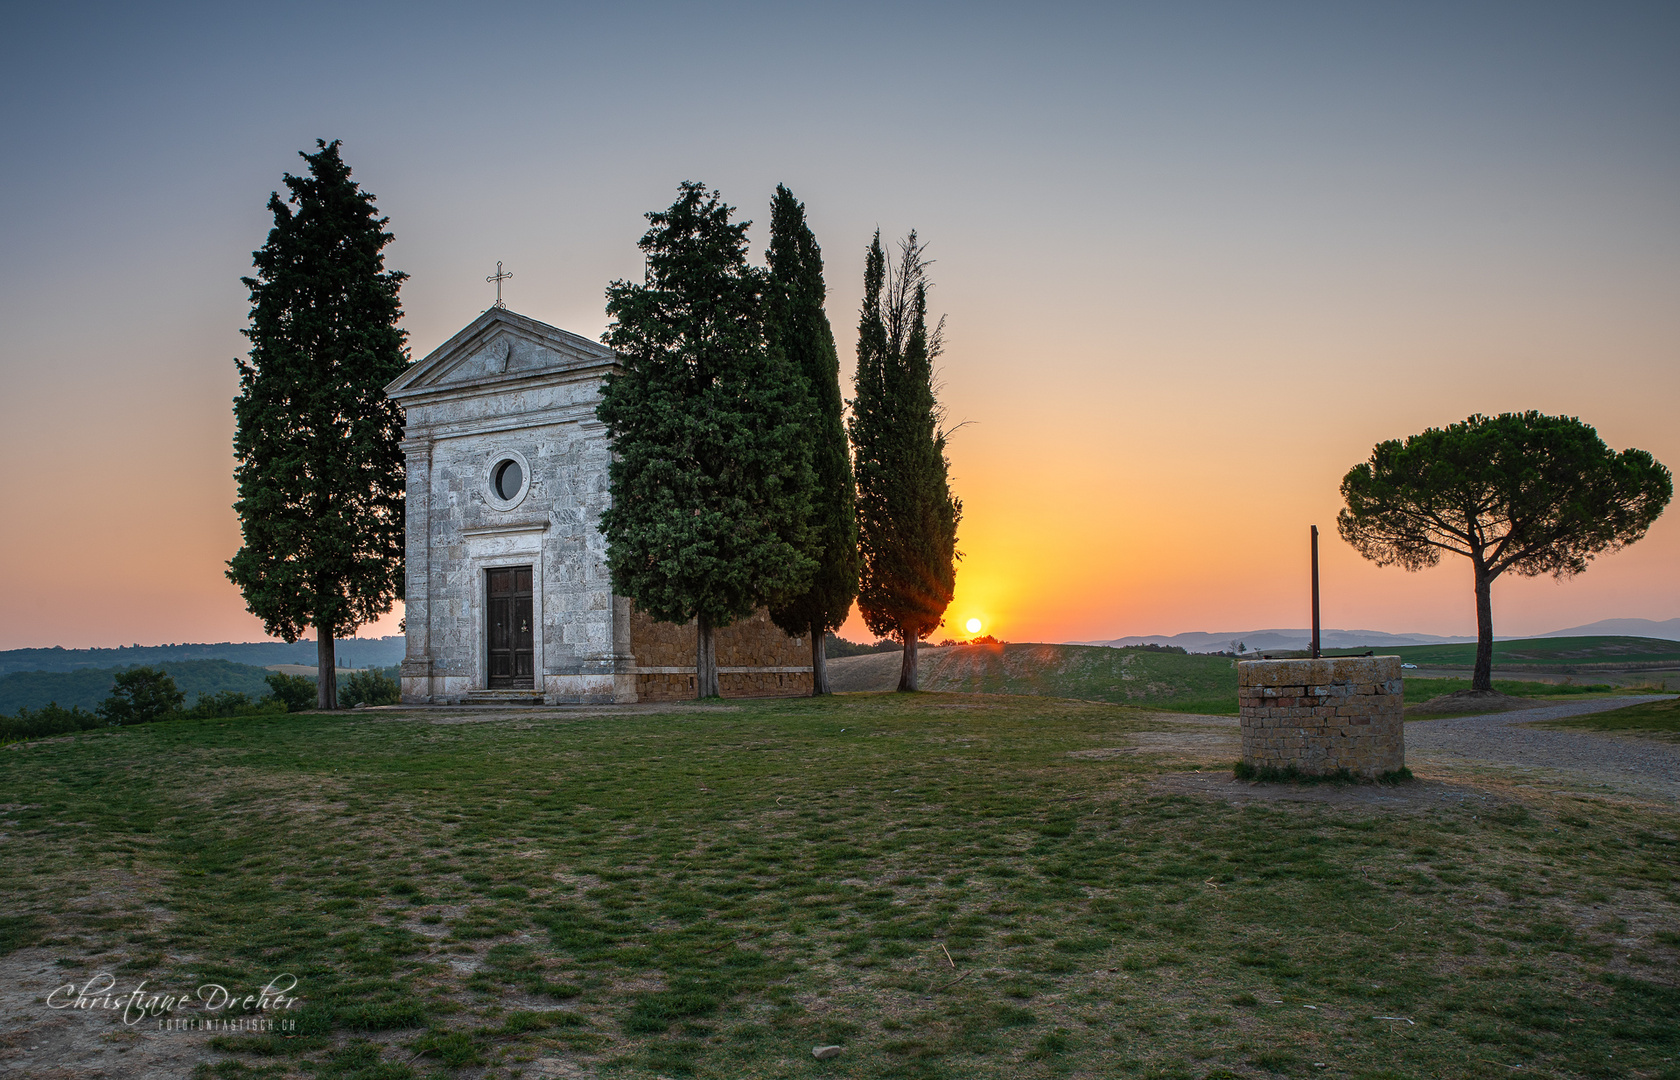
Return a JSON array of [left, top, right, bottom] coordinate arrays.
[[828, 642, 1242, 713], [0, 636, 406, 676], [0, 660, 282, 716], [1534, 618, 1680, 642]]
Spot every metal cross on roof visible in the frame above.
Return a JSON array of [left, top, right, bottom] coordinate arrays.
[[486, 261, 513, 308]]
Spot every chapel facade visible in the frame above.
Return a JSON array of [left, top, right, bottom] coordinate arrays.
[[384, 307, 813, 704]]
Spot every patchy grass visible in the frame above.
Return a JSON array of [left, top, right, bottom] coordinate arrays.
[[1401, 677, 1621, 704], [1, 694, 1676, 1079], [1536, 696, 1680, 740], [842, 643, 1245, 713]]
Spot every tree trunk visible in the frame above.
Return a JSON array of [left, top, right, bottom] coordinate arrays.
[[696, 614, 719, 699], [810, 622, 830, 696], [1472, 565, 1495, 693], [316, 622, 339, 710], [897, 632, 919, 692]]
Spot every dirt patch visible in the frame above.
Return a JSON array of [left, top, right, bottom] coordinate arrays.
[[1070, 730, 1239, 762], [1152, 771, 1496, 809], [0, 947, 233, 1079], [1410, 690, 1534, 715]]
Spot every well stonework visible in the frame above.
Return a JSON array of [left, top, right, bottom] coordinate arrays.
[[1237, 656, 1404, 778]]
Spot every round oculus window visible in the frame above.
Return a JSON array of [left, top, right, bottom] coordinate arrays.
[[493, 459, 524, 501]]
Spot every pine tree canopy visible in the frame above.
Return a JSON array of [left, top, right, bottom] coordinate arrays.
[[849, 230, 962, 647], [597, 181, 816, 632], [227, 140, 409, 649], [1338, 411, 1670, 690], [764, 185, 858, 644]]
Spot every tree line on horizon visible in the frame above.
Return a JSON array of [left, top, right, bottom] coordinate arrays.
[[227, 142, 1669, 706]]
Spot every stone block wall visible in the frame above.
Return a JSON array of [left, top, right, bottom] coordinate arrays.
[[631, 608, 813, 701], [1237, 656, 1404, 778]]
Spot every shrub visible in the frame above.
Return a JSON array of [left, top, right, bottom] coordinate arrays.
[[0, 703, 105, 744], [342, 668, 400, 708], [264, 671, 318, 712], [97, 667, 184, 726], [184, 691, 288, 720]]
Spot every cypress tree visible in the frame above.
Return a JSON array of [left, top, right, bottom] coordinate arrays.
[[227, 140, 409, 710], [597, 181, 816, 698], [849, 231, 962, 691], [764, 186, 858, 695]]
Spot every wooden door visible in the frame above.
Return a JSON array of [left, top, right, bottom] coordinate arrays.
[[487, 566, 534, 688]]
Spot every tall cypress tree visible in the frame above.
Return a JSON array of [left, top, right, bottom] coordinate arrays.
[[228, 140, 409, 710], [597, 181, 816, 698], [849, 231, 962, 691], [764, 185, 858, 695]]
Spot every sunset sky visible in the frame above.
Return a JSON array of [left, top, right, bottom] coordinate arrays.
[[1, 2, 1676, 651]]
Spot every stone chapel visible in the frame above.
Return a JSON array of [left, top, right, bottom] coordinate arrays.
[[384, 307, 813, 704]]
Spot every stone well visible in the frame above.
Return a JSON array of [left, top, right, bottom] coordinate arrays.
[[1237, 656, 1404, 778]]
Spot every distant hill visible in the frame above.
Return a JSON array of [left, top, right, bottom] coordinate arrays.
[[0, 636, 405, 676], [1073, 628, 1475, 654], [1533, 618, 1680, 642], [0, 659, 283, 716], [828, 643, 1241, 714]]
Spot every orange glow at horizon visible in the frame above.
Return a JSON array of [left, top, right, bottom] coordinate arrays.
[[3, 4, 1678, 651]]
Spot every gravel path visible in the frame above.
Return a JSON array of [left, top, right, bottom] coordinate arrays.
[[1405, 695, 1680, 803]]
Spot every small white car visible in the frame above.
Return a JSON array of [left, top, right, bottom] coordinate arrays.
[[1401, 663, 1418, 669]]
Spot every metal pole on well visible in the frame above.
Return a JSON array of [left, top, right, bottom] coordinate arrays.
[[1310, 525, 1321, 659]]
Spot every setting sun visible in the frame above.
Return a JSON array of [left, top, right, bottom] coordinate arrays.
[[965, 618, 983, 635]]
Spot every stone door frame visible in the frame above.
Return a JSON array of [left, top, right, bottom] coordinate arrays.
[[462, 523, 547, 693]]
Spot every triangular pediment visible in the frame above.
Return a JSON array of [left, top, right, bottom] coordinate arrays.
[[386, 308, 616, 399]]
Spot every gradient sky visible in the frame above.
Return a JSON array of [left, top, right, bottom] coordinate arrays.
[[2, 2, 1677, 651]]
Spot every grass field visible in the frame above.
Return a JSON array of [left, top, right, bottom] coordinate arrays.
[[1538, 696, 1680, 740], [834, 645, 1643, 717], [910, 644, 1244, 714], [1324, 636, 1680, 670], [1401, 677, 1619, 705], [1, 695, 1676, 1080]]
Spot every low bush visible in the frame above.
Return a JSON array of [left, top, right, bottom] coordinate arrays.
[[264, 671, 319, 712], [3, 676, 288, 746], [184, 691, 287, 720], [342, 668, 400, 708], [0, 703, 105, 745]]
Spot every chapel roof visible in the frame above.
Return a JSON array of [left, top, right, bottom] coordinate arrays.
[[385, 307, 616, 400]]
